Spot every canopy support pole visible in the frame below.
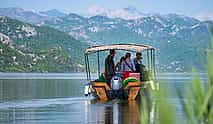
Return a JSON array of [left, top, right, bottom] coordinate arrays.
[[97, 51, 100, 77], [151, 49, 153, 73], [84, 55, 89, 80], [147, 50, 150, 71], [87, 55, 91, 80], [153, 49, 156, 79]]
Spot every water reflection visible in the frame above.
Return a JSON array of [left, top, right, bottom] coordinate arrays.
[[0, 73, 207, 124], [0, 79, 151, 124], [0, 79, 85, 101], [127, 101, 140, 124], [85, 100, 143, 124], [0, 97, 147, 124]]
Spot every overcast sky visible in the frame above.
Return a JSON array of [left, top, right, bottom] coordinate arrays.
[[1, 0, 213, 20]]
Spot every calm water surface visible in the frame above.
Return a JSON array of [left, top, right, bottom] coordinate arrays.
[[0, 73, 207, 124]]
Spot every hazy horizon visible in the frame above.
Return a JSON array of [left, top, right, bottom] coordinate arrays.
[[1, 0, 213, 21]]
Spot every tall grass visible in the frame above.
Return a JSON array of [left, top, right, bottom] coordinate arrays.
[[141, 28, 213, 124], [141, 83, 176, 124]]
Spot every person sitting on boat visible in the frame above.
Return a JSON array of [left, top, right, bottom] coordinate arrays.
[[120, 52, 136, 72], [115, 56, 125, 72], [105, 49, 116, 85]]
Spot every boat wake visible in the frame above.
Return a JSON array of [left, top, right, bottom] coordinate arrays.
[[0, 97, 93, 110]]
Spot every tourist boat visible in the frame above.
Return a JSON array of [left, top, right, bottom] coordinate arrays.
[[84, 44, 158, 101]]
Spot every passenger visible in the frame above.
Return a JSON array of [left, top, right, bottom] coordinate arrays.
[[115, 56, 125, 72], [105, 49, 116, 85], [134, 52, 145, 72], [120, 52, 136, 72], [134, 52, 146, 81]]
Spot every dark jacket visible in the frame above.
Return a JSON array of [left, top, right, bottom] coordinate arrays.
[[134, 58, 141, 73], [105, 55, 115, 77]]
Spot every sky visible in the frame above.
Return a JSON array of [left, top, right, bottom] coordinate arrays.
[[1, 0, 213, 20]]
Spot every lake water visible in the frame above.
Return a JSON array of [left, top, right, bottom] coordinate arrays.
[[0, 73, 207, 124]]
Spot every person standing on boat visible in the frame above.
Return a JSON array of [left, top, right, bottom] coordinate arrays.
[[134, 52, 146, 81], [134, 52, 144, 72], [120, 52, 136, 72], [105, 49, 116, 85]]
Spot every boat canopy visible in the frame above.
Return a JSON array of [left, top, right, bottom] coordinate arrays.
[[85, 44, 155, 55]]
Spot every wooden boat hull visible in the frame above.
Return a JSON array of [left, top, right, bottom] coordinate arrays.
[[91, 82, 143, 101]]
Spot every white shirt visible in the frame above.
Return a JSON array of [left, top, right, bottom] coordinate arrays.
[[120, 59, 136, 72]]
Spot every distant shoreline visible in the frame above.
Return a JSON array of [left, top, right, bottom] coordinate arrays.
[[0, 72, 207, 80]]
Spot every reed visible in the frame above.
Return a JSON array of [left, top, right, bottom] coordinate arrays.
[[140, 28, 213, 124]]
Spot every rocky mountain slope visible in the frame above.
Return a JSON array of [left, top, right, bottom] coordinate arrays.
[[0, 8, 68, 24], [44, 13, 212, 72], [0, 7, 213, 72], [0, 16, 88, 72]]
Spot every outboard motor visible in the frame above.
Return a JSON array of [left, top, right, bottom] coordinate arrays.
[[111, 76, 122, 98], [84, 83, 91, 96], [111, 76, 122, 90]]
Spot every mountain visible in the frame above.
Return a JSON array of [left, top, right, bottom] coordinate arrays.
[[0, 7, 49, 24], [0, 16, 88, 72], [0, 7, 212, 72], [88, 6, 150, 20], [0, 8, 67, 24], [43, 13, 212, 72], [39, 9, 67, 18]]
